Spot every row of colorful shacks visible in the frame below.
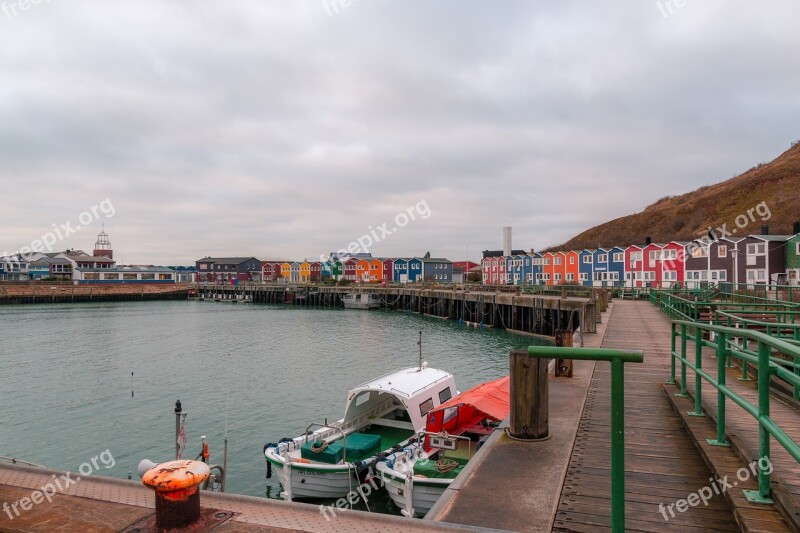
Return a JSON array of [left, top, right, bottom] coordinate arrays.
[[195, 257, 454, 284], [483, 232, 800, 287]]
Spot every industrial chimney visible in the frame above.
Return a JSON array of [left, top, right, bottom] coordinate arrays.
[[645, 236, 652, 246], [761, 225, 769, 236], [793, 221, 800, 235], [503, 226, 512, 257]]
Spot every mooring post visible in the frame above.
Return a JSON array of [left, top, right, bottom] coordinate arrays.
[[509, 348, 549, 439], [554, 329, 574, 377]]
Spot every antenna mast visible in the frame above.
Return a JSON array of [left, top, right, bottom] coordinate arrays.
[[418, 330, 422, 370]]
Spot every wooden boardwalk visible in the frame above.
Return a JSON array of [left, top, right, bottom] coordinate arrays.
[[553, 300, 739, 532]]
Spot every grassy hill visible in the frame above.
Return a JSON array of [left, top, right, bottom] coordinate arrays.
[[548, 142, 800, 251]]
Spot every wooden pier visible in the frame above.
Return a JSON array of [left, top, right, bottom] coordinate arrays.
[[195, 284, 602, 336]]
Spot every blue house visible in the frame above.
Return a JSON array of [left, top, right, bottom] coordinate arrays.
[[593, 247, 625, 286], [579, 250, 594, 286], [522, 255, 533, 285], [506, 255, 524, 285], [393, 259, 408, 282], [407, 258, 423, 282]]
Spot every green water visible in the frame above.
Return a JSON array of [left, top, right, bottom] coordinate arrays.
[[0, 300, 546, 504]]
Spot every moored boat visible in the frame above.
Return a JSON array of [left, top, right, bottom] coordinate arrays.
[[263, 364, 457, 501], [342, 292, 380, 310], [376, 375, 510, 517]]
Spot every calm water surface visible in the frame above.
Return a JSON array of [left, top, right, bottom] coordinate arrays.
[[0, 301, 546, 502]]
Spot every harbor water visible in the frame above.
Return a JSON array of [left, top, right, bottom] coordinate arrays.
[[0, 300, 548, 507]]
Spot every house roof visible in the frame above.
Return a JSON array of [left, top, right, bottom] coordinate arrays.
[[420, 258, 452, 263], [196, 257, 260, 264], [751, 235, 792, 242]]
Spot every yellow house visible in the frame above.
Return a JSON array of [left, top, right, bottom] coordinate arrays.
[[300, 261, 311, 283], [281, 262, 291, 280]]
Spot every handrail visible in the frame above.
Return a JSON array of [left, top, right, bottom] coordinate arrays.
[[669, 320, 800, 504], [527, 346, 643, 533]]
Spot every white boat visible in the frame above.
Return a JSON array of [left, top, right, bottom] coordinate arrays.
[[342, 292, 380, 310], [376, 375, 509, 517], [263, 364, 457, 501]]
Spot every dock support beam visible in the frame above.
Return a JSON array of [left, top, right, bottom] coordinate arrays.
[[509, 349, 549, 440]]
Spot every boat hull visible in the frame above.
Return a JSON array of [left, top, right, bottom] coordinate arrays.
[[269, 457, 357, 499], [378, 463, 450, 518]]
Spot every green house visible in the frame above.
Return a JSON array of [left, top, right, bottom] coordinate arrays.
[[332, 260, 343, 280], [787, 233, 800, 284]]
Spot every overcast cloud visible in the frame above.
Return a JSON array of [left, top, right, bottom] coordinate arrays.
[[1, 1, 798, 264]]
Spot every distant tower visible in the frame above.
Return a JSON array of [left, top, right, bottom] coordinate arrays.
[[503, 226, 512, 257], [93, 226, 113, 259]]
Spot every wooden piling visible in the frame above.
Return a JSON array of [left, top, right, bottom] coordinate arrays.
[[509, 348, 549, 440]]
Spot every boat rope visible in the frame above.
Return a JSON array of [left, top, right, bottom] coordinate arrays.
[[435, 458, 459, 474]]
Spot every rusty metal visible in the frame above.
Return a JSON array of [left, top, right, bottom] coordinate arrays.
[[142, 460, 210, 530]]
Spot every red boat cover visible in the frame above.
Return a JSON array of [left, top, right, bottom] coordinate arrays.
[[425, 375, 510, 437]]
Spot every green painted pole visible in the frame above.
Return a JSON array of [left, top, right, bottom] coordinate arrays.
[[678, 325, 688, 397], [689, 327, 704, 416], [668, 322, 677, 384], [708, 331, 729, 446], [610, 357, 625, 533], [756, 341, 773, 502]]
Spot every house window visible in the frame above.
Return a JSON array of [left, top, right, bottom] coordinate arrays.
[[718, 245, 727, 258], [544, 258, 551, 265], [566, 273, 574, 281], [649, 250, 662, 262], [597, 254, 608, 263], [583, 256, 591, 264], [554, 273, 562, 281], [569, 256, 575, 265], [555, 257, 562, 265], [579, 273, 588, 281], [644, 272, 655, 281], [747, 243, 766, 255], [631, 252, 643, 261], [797, 242, 800, 255], [613, 253, 623, 262], [691, 246, 707, 258], [663, 249, 677, 260]]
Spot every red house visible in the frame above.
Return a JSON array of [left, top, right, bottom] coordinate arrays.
[[310, 261, 322, 282], [660, 241, 687, 287], [383, 259, 394, 282], [344, 258, 357, 281], [261, 261, 282, 282], [625, 245, 645, 287]]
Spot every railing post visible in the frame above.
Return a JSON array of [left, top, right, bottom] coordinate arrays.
[[708, 332, 730, 446], [677, 325, 688, 397], [688, 326, 704, 416], [743, 341, 774, 504], [610, 357, 625, 533], [667, 322, 677, 384]]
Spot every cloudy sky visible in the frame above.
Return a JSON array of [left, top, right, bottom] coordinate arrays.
[[1, 1, 798, 265]]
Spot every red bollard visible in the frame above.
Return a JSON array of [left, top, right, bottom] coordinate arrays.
[[142, 460, 210, 529]]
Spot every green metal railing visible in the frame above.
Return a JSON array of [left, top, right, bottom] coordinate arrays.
[[669, 320, 800, 504], [528, 346, 644, 533]]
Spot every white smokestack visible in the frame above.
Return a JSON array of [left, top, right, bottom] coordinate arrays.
[[503, 226, 512, 257]]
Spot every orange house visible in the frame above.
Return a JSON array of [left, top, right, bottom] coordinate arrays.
[[565, 251, 580, 284], [300, 261, 311, 283], [356, 259, 370, 282], [369, 259, 383, 282], [551, 252, 566, 285]]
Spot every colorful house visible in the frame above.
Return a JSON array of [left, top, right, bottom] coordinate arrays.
[[280, 262, 291, 281], [733, 233, 791, 286], [300, 261, 311, 283], [394, 259, 409, 282], [507, 255, 523, 285], [261, 261, 282, 282], [407, 258, 423, 282], [310, 261, 322, 282], [541, 252, 555, 285], [356, 259, 370, 282], [290, 262, 301, 283], [553, 252, 567, 285], [344, 258, 357, 281], [786, 230, 800, 285], [369, 259, 383, 282], [421, 258, 453, 283], [579, 250, 594, 286], [194, 257, 260, 283], [624, 245, 645, 287], [660, 242, 687, 287], [565, 251, 580, 285], [332, 260, 343, 281], [383, 259, 394, 282]]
